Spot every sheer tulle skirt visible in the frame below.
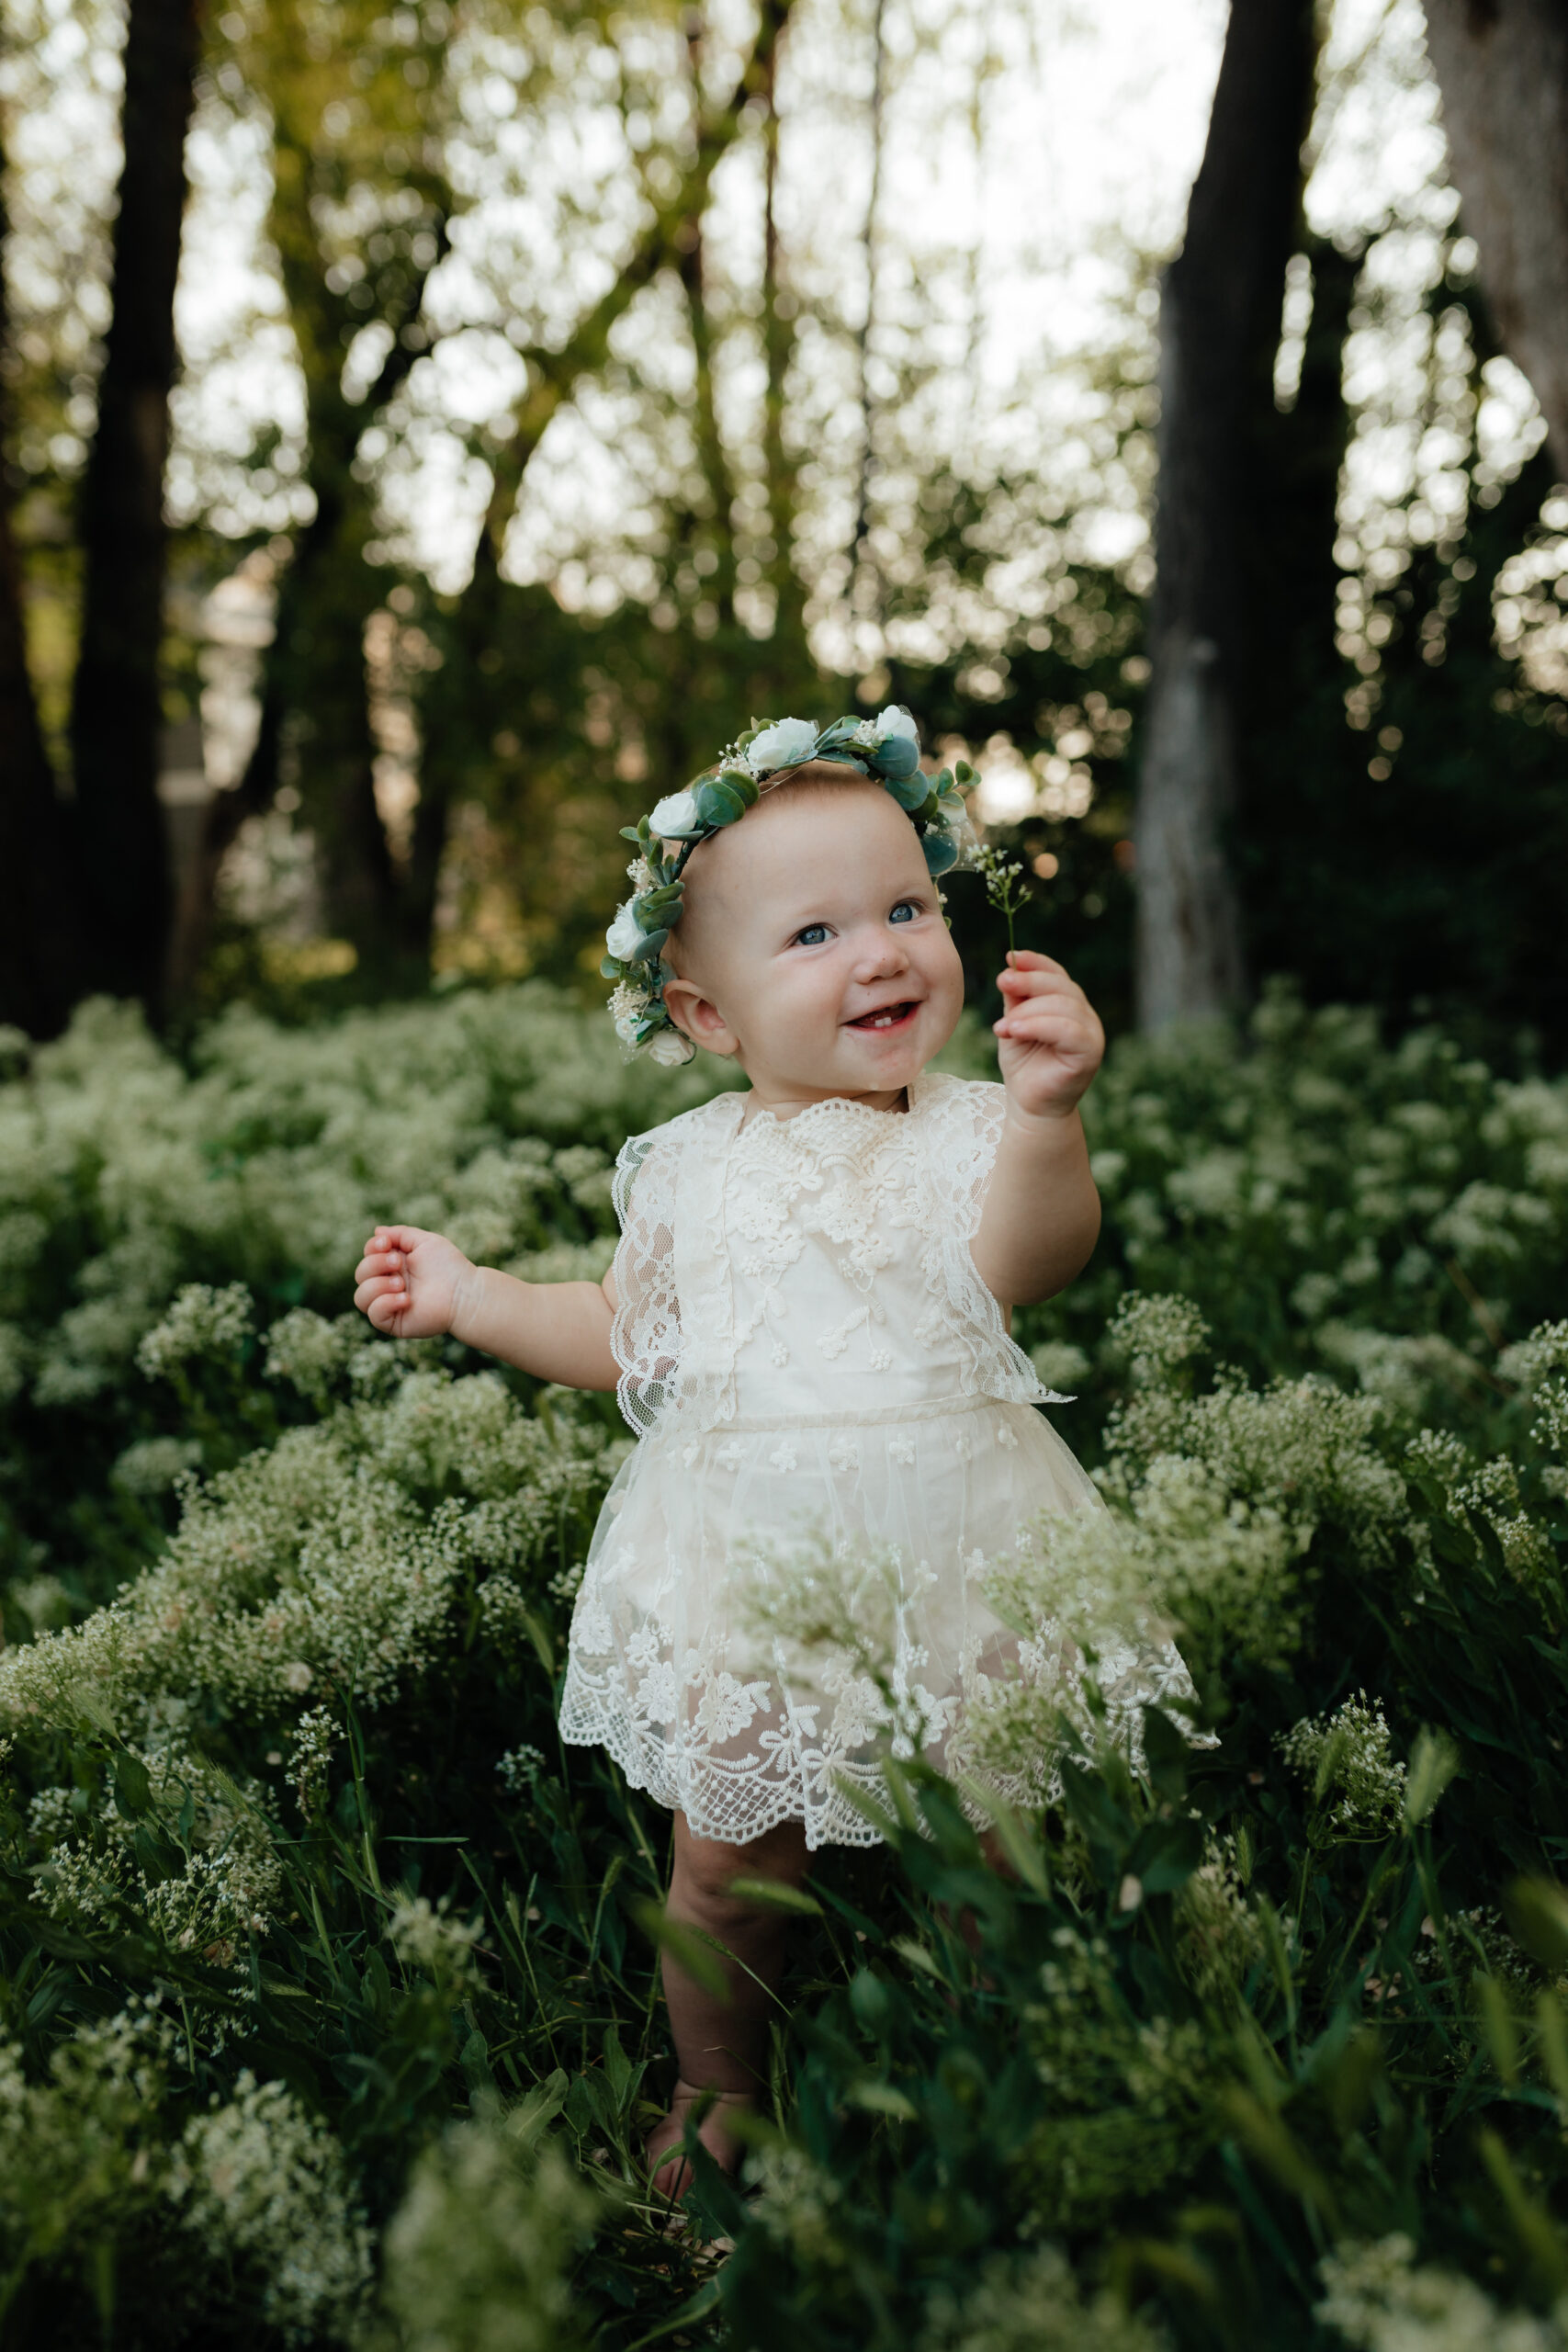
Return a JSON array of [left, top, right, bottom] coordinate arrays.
[[558, 1396, 1111, 1849]]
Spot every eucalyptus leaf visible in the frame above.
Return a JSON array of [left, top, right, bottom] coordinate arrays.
[[695, 779, 747, 827], [871, 733, 919, 782]]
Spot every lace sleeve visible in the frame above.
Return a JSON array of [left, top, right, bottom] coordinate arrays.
[[920, 1075, 1071, 1405], [609, 1127, 682, 1437]]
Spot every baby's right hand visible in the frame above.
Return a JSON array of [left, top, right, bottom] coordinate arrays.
[[354, 1225, 474, 1340]]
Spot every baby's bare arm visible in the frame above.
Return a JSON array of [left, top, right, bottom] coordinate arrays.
[[354, 1225, 621, 1390], [970, 951, 1104, 1310], [970, 1105, 1100, 1310]]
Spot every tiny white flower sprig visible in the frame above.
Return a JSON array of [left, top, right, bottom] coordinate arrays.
[[601, 706, 977, 1063]]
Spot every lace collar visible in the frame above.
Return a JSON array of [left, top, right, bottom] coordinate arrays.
[[732, 1068, 936, 1137]]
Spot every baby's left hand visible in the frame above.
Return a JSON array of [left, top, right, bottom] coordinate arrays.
[[993, 950, 1105, 1120]]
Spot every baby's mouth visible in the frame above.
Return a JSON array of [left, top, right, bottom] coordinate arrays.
[[845, 1000, 919, 1033]]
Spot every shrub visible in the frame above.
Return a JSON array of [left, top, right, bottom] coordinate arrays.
[[0, 988, 1567, 2347]]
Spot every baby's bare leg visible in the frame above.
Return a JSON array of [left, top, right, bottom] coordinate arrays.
[[647, 1811, 810, 2194]]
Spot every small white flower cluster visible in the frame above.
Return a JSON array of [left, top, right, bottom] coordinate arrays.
[[136, 1282, 254, 1382], [29, 1738, 281, 1962], [1454, 1455, 1555, 1577], [1177, 1832, 1266, 2003], [169, 2072, 373, 2342], [920, 2245, 1167, 2352], [3, 983, 726, 1416], [496, 1741, 547, 1792], [1316, 2233, 1568, 2352], [0, 2005, 369, 2345], [0, 1368, 612, 1737], [1278, 1693, 1408, 1839], [386, 1893, 484, 1984], [286, 1702, 339, 1816], [379, 2111, 595, 2352]]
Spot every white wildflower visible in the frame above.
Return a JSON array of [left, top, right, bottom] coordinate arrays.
[[171, 2073, 372, 2340], [380, 2114, 594, 2352], [287, 1704, 339, 1816], [496, 1743, 546, 1793], [1278, 1693, 1407, 1838], [112, 1435, 203, 1494], [1316, 2233, 1568, 2352], [137, 1283, 254, 1382], [386, 1894, 483, 1984]]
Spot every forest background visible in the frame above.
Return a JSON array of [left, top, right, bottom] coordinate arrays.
[[4, 0, 1567, 1053], [9, 2, 1568, 2349]]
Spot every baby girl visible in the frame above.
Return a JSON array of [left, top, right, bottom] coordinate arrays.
[[353, 709, 1160, 2196]]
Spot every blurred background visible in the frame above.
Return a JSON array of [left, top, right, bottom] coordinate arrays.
[[3, 0, 1565, 1056]]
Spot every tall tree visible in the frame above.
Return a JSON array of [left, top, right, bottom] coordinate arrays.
[[1422, 0, 1568, 480], [68, 0, 201, 1015], [415, 0, 796, 970], [164, 0, 454, 1002], [0, 122, 83, 1038], [1134, 0, 1318, 1029]]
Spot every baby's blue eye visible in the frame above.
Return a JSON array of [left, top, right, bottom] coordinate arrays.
[[795, 922, 829, 946], [889, 901, 916, 924]]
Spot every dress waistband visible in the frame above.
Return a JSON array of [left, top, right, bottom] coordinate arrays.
[[660, 1390, 1021, 1436]]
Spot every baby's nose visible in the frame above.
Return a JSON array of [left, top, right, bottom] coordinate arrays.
[[852, 928, 910, 979]]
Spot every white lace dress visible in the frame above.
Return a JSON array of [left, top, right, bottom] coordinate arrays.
[[558, 1070, 1190, 1849]]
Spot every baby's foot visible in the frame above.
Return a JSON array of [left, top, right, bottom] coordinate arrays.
[[645, 2079, 754, 2203]]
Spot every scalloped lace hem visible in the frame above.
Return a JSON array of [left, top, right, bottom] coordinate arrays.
[[559, 1678, 889, 1849]]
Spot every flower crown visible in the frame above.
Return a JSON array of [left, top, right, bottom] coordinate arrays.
[[601, 707, 976, 1064]]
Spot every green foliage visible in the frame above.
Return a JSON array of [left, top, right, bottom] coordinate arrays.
[[2, 989, 1568, 2346]]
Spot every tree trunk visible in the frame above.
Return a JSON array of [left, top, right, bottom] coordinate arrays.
[[1134, 0, 1317, 1029], [68, 0, 200, 1017], [0, 121, 84, 1036], [1422, 0, 1568, 480], [0, 494, 82, 1039]]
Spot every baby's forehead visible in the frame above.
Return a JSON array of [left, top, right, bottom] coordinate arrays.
[[728, 782, 925, 894], [670, 774, 926, 970]]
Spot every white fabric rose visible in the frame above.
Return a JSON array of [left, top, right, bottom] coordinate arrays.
[[614, 1012, 641, 1046], [649, 790, 701, 838], [746, 716, 818, 774], [647, 1025, 695, 1067], [874, 704, 919, 744], [604, 900, 648, 959]]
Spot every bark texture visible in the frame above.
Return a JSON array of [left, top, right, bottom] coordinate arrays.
[[0, 484, 82, 1036], [1134, 0, 1317, 1029], [1423, 0, 1568, 480], [68, 0, 200, 1013], [0, 124, 83, 1035]]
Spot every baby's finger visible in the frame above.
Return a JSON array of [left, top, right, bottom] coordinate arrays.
[[366, 1294, 404, 1334], [995, 1011, 1096, 1044], [355, 1275, 407, 1313], [1005, 948, 1067, 976], [355, 1250, 402, 1283], [998, 965, 1080, 1003]]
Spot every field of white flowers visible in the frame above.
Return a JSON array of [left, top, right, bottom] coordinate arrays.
[[3, 984, 1568, 2349]]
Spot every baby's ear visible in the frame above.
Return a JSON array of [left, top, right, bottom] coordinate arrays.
[[660, 976, 738, 1058]]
